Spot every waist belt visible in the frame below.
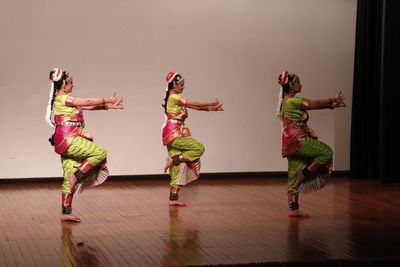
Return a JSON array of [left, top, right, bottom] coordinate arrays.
[[283, 122, 307, 128], [57, 121, 84, 127], [167, 119, 184, 125]]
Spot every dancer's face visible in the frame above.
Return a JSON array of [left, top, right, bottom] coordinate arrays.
[[63, 76, 75, 93], [173, 81, 185, 94], [290, 79, 302, 93]]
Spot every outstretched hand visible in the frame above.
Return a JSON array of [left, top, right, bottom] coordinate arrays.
[[333, 91, 346, 108], [211, 98, 220, 106], [107, 96, 124, 109], [213, 103, 224, 111], [210, 98, 224, 111], [108, 92, 119, 104]]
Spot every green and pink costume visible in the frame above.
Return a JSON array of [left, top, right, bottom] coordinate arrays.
[[162, 93, 204, 197], [53, 94, 109, 212], [282, 96, 333, 195]]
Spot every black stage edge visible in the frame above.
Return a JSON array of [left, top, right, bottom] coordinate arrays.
[[174, 256, 400, 267], [0, 171, 351, 184]]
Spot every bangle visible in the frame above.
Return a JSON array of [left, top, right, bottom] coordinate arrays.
[[102, 98, 108, 110]]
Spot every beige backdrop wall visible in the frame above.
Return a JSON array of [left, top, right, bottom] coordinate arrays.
[[0, 0, 356, 179]]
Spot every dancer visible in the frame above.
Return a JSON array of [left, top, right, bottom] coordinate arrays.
[[276, 71, 345, 217], [162, 71, 223, 207], [46, 68, 124, 222]]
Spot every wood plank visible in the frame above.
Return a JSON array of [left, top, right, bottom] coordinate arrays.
[[0, 177, 399, 266]]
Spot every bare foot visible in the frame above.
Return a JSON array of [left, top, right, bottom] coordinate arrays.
[[169, 201, 188, 207], [288, 210, 311, 218], [164, 157, 173, 173], [68, 173, 77, 193], [60, 214, 81, 222]]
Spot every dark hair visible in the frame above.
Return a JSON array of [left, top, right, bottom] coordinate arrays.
[[48, 70, 68, 126], [281, 74, 298, 94], [277, 73, 299, 119], [46, 70, 70, 143], [49, 70, 68, 91], [162, 74, 182, 114]]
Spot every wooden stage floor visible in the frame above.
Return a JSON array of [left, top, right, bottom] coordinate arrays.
[[0, 177, 399, 266]]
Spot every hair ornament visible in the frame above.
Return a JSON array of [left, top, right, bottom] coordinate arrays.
[[278, 70, 289, 86], [50, 68, 63, 82]]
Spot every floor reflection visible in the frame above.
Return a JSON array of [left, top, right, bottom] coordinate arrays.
[[61, 221, 110, 267], [348, 179, 400, 258], [162, 207, 201, 266], [286, 218, 330, 261]]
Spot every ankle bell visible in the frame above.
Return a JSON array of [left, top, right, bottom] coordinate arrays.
[[62, 205, 72, 214]]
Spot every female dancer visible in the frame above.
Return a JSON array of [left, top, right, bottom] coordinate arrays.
[[162, 71, 223, 207], [277, 70, 345, 217], [46, 68, 124, 222]]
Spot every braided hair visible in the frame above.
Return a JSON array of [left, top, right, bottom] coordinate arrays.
[[276, 71, 299, 120], [45, 68, 69, 145], [45, 68, 69, 129], [162, 72, 183, 115]]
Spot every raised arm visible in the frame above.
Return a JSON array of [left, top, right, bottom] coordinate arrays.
[[302, 91, 346, 110], [185, 98, 224, 111], [80, 96, 124, 110], [73, 93, 123, 110]]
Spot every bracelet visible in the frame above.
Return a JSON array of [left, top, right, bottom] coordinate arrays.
[[102, 98, 108, 110]]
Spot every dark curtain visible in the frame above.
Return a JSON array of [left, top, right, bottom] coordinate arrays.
[[351, 0, 400, 182]]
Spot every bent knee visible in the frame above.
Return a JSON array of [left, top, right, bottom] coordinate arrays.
[[197, 143, 205, 156], [97, 148, 107, 162], [325, 146, 333, 159], [320, 146, 333, 162]]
